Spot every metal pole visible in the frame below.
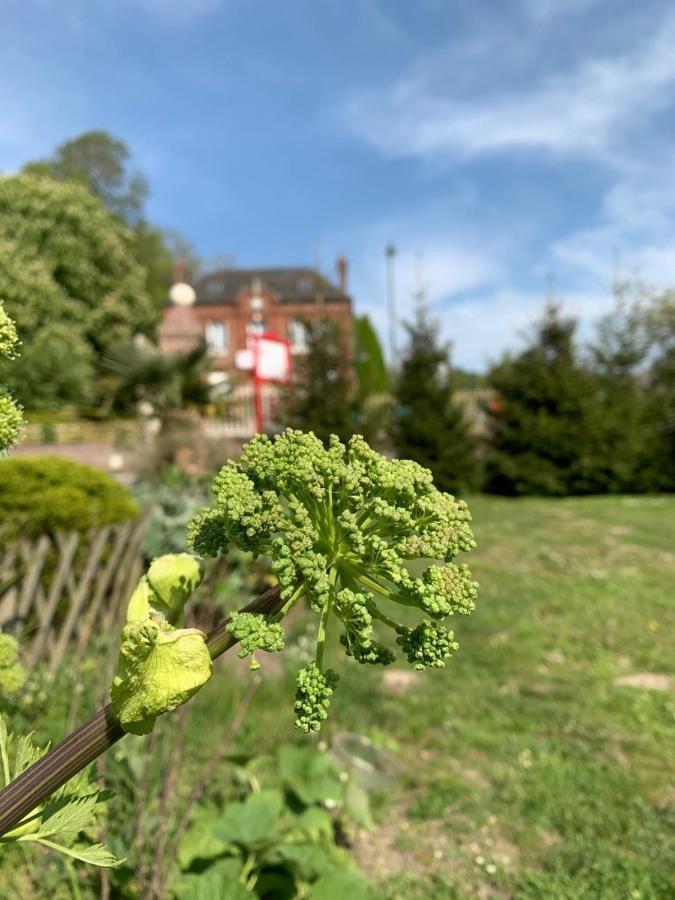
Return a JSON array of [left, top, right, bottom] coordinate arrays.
[[385, 244, 397, 369]]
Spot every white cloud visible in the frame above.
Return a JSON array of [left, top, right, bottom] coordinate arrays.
[[333, 211, 511, 366], [434, 288, 611, 370], [335, 12, 675, 162], [553, 167, 675, 287]]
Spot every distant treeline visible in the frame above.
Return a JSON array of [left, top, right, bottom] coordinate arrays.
[[382, 288, 675, 497]]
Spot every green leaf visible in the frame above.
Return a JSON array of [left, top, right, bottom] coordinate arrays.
[[271, 843, 339, 880], [36, 839, 123, 868], [171, 860, 249, 900], [0, 715, 9, 787], [214, 790, 284, 847], [13, 733, 41, 780], [178, 807, 229, 871], [110, 619, 212, 735], [34, 795, 98, 839], [279, 746, 343, 807], [309, 869, 371, 900], [343, 781, 374, 831], [292, 806, 334, 842]]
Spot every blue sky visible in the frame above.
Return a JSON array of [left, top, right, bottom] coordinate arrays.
[[3, 0, 675, 369]]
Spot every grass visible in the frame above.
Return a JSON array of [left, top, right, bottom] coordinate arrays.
[[331, 495, 675, 898], [5, 494, 675, 898]]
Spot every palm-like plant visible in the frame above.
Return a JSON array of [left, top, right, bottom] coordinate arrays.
[[100, 337, 211, 420]]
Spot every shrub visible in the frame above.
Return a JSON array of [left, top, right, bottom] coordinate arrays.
[[0, 456, 138, 543]]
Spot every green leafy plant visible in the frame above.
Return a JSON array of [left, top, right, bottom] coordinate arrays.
[[0, 429, 478, 891], [173, 743, 372, 899], [0, 715, 121, 867], [188, 428, 478, 733]]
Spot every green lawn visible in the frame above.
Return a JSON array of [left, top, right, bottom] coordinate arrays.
[[329, 494, 675, 899]]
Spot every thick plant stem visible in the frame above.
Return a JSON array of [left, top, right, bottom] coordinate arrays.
[[0, 584, 282, 838]]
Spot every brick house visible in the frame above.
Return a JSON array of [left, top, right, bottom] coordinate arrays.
[[158, 258, 354, 377], [158, 259, 354, 434]]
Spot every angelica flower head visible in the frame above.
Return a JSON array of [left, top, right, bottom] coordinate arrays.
[[189, 429, 478, 732]]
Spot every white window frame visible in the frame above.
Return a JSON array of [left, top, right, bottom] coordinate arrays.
[[288, 319, 309, 353], [205, 321, 229, 353]]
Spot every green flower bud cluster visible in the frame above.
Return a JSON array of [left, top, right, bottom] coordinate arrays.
[[227, 611, 285, 670], [0, 633, 26, 696], [110, 553, 211, 735], [189, 429, 478, 733], [396, 621, 459, 671], [294, 663, 339, 733]]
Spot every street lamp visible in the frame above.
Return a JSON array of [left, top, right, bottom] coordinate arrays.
[[385, 243, 397, 370]]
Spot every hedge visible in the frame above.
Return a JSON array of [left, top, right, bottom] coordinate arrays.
[[0, 456, 138, 544]]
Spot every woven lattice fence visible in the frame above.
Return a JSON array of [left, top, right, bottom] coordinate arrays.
[[0, 518, 147, 671]]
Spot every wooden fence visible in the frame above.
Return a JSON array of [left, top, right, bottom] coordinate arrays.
[[0, 518, 147, 672]]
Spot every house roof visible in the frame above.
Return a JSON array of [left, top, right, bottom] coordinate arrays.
[[193, 267, 349, 305]]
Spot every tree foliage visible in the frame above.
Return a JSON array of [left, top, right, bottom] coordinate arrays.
[[354, 315, 388, 399], [645, 290, 675, 489], [24, 130, 148, 226], [285, 319, 354, 444], [485, 304, 598, 495], [0, 175, 155, 348], [0, 302, 22, 452], [24, 131, 201, 319], [392, 305, 478, 495]]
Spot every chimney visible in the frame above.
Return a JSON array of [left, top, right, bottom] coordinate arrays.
[[172, 258, 187, 284], [337, 255, 348, 294]]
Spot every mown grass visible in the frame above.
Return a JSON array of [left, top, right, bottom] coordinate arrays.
[[8, 495, 675, 898], [331, 495, 675, 898]]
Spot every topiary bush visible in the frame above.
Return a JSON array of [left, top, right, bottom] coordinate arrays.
[[0, 456, 138, 544]]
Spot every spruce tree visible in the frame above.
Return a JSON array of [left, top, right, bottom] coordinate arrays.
[[392, 305, 478, 495], [285, 318, 354, 444], [645, 290, 675, 490], [587, 287, 654, 492], [486, 303, 596, 495]]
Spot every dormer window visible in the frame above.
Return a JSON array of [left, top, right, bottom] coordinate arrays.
[[296, 275, 314, 295]]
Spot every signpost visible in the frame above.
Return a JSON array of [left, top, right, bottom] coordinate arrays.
[[235, 332, 291, 433]]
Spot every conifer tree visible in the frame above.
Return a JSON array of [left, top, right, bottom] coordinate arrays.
[[486, 303, 595, 495], [645, 290, 675, 490], [285, 319, 354, 444], [587, 286, 654, 492], [392, 305, 478, 494]]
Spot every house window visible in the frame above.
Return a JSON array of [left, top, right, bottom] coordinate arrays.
[[288, 319, 309, 352], [205, 321, 229, 353]]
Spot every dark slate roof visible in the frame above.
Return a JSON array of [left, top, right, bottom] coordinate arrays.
[[194, 267, 349, 305]]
